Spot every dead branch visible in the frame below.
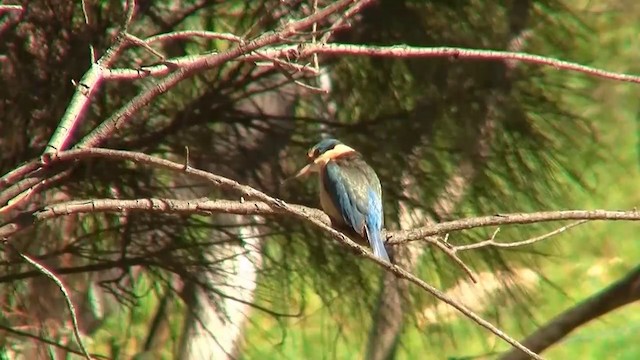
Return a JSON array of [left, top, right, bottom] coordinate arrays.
[[3, 148, 639, 358], [254, 43, 640, 84], [0, 148, 575, 359]]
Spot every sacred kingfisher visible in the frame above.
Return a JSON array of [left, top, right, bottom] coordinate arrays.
[[293, 138, 390, 261]]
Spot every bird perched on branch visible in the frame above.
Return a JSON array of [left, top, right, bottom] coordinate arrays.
[[292, 138, 390, 261]]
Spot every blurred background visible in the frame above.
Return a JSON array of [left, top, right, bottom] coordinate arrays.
[[0, 0, 639, 359]]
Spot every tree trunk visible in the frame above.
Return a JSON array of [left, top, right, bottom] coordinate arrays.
[[500, 265, 640, 360]]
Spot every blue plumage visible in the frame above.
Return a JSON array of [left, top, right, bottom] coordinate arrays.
[[294, 138, 390, 261]]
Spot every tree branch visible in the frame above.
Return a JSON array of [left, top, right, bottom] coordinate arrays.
[[254, 43, 640, 84], [0, 147, 571, 359], [75, 0, 362, 149], [2, 149, 639, 358], [0, 5, 23, 14], [0, 323, 105, 359], [453, 221, 589, 252], [2, 197, 632, 243], [500, 265, 640, 360], [42, 0, 138, 155], [7, 246, 92, 359]]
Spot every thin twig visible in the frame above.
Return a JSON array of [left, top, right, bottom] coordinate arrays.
[[429, 237, 478, 283], [0, 323, 106, 359], [9, 246, 92, 360], [454, 221, 588, 252], [389, 213, 625, 244], [125, 33, 166, 60], [80, 0, 96, 62], [311, 0, 319, 71], [183, 146, 190, 170], [145, 30, 243, 44], [319, 0, 374, 43]]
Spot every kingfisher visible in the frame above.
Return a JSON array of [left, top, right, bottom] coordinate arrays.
[[293, 138, 390, 262]]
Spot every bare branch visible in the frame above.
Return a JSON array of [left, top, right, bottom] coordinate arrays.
[[430, 236, 478, 283], [0, 148, 568, 358], [125, 33, 166, 60], [500, 265, 640, 360], [389, 211, 639, 244], [8, 246, 92, 360], [320, 0, 374, 43], [256, 43, 640, 84], [0, 5, 23, 14], [75, 0, 361, 148], [145, 31, 244, 45], [42, 0, 138, 155], [3, 149, 638, 358], [1, 196, 629, 244], [454, 221, 589, 252], [0, 323, 106, 359]]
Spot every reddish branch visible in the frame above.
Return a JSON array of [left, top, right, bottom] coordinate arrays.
[[76, 0, 363, 149], [261, 43, 640, 84], [98, 43, 640, 84], [0, 0, 366, 213], [1, 149, 639, 358], [42, 0, 137, 155], [0, 147, 582, 359]]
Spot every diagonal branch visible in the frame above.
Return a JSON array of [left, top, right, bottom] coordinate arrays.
[[7, 245, 92, 360], [0, 148, 555, 358], [43, 0, 138, 155], [76, 0, 364, 149], [3, 149, 640, 358], [367, 6, 530, 355], [0, 0, 367, 214], [500, 265, 640, 360]]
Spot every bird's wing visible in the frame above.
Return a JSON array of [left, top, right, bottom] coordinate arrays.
[[324, 157, 389, 261], [323, 156, 382, 235]]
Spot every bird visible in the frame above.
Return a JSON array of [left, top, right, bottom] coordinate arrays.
[[292, 138, 390, 261]]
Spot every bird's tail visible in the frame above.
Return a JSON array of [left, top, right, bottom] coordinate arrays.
[[365, 225, 390, 262]]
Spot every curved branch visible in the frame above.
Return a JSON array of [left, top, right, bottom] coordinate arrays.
[[0, 323, 105, 359], [2, 150, 639, 358], [0, 148, 548, 358], [9, 248, 92, 359], [76, 0, 363, 149], [257, 43, 640, 83]]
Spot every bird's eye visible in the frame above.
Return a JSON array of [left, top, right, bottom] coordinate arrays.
[[308, 149, 319, 160]]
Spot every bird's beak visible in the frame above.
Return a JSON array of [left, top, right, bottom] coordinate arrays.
[[282, 163, 312, 185], [293, 163, 312, 179]]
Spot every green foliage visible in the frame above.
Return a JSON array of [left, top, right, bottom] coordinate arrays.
[[1, 0, 639, 358]]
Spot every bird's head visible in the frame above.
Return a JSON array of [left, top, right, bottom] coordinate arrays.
[[292, 138, 356, 179]]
